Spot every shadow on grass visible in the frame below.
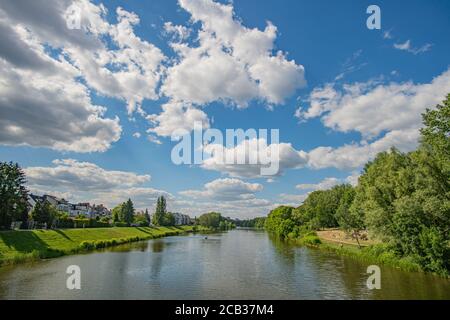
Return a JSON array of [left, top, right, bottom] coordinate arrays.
[[136, 227, 153, 235], [53, 229, 73, 241], [0, 230, 50, 253]]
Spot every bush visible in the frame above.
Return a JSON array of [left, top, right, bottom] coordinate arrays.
[[113, 222, 129, 228]]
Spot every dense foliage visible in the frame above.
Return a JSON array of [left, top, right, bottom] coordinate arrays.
[[198, 212, 236, 230], [235, 217, 266, 228], [266, 95, 450, 276], [152, 196, 167, 226], [0, 162, 28, 229], [112, 199, 135, 226]]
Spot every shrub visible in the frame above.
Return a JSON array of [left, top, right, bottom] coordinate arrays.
[[114, 222, 129, 228]]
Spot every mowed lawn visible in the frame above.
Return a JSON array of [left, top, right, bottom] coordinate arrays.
[[0, 226, 195, 264]]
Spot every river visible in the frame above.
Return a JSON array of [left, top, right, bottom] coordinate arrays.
[[0, 229, 449, 299]]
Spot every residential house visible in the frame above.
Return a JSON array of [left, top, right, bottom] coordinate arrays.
[[172, 212, 191, 226]]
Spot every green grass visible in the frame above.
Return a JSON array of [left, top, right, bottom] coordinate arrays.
[[0, 225, 208, 266], [318, 240, 423, 273], [290, 232, 428, 275]]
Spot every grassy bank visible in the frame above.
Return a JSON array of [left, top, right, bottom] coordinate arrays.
[[0, 225, 208, 267], [294, 232, 434, 276]]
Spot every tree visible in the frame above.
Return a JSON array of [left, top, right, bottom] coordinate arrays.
[[420, 93, 450, 178], [336, 186, 365, 248], [112, 203, 124, 223], [144, 208, 151, 225], [0, 162, 29, 229], [161, 212, 175, 226], [198, 212, 222, 229], [31, 201, 57, 226], [265, 206, 294, 238], [122, 198, 135, 225], [153, 196, 167, 226]]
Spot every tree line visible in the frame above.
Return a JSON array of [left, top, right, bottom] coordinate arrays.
[[265, 95, 450, 276], [197, 212, 236, 230], [234, 217, 266, 229]]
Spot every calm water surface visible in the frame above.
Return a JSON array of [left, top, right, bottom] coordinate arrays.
[[0, 229, 449, 299]]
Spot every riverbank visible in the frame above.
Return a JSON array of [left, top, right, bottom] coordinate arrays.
[[0, 225, 208, 267], [296, 232, 449, 277]]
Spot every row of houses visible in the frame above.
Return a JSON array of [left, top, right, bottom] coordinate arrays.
[[172, 212, 191, 226], [27, 194, 192, 226], [27, 194, 111, 219]]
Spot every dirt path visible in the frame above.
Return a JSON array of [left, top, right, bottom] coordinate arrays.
[[316, 229, 376, 247]]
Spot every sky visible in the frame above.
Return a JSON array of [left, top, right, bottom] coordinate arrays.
[[0, 0, 449, 219]]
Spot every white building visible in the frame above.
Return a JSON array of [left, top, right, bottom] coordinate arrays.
[[172, 212, 191, 226]]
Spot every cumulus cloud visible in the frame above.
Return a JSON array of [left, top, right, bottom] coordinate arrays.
[[25, 159, 151, 191], [306, 128, 420, 169], [163, 21, 191, 42], [0, 57, 121, 152], [279, 173, 360, 207], [147, 101, 210, 137], [180, 178, 263, 201], [299, 69, 450, 139], [201, 138, 308, 178], [0, 0, 173, 152], [64, 5, 166, 114], [161, 0, 306, 108]]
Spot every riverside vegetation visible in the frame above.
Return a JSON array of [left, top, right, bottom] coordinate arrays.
[[0, 226, 209, 266], [0, 162, 214, 266], [265, 95, 450, 277]]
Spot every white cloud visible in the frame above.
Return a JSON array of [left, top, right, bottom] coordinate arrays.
[[201, 138, 308, 178], [296, 173, 360, 191], [163, 21, 191, 42], [299, 69, 450, 139], [278, 193, 308, 207], [0, 57, 121, 152], [307, 128, 420, 169], [180, 178, 263, 201], [147, 101, 210, 137], [64, 5, 166, 114], [26, 159, 151, 191], [133, 132, 141, 138], [161, 0, 306, 108], [296, 177, 341, 191], [393, 40, 432, 55]]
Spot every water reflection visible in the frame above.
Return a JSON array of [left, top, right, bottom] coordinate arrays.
[[0, 230, 448, 300]]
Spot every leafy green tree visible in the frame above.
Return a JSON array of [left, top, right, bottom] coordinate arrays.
[[265, 206, 295, 238], [420, 93, 450, 178], [198, 212, 222, 229], [31, 201, 57, 226], [112, 203, 124, 223], [122, 198, 135, 225], [153, 196, 167, 226], [161, 212, 175, 226], [336, 185, 365, 248], [144, 208, 151, 225], [0, 162, 29, 229]]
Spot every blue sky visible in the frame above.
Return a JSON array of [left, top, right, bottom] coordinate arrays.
[[0, 0, 449, 218]]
